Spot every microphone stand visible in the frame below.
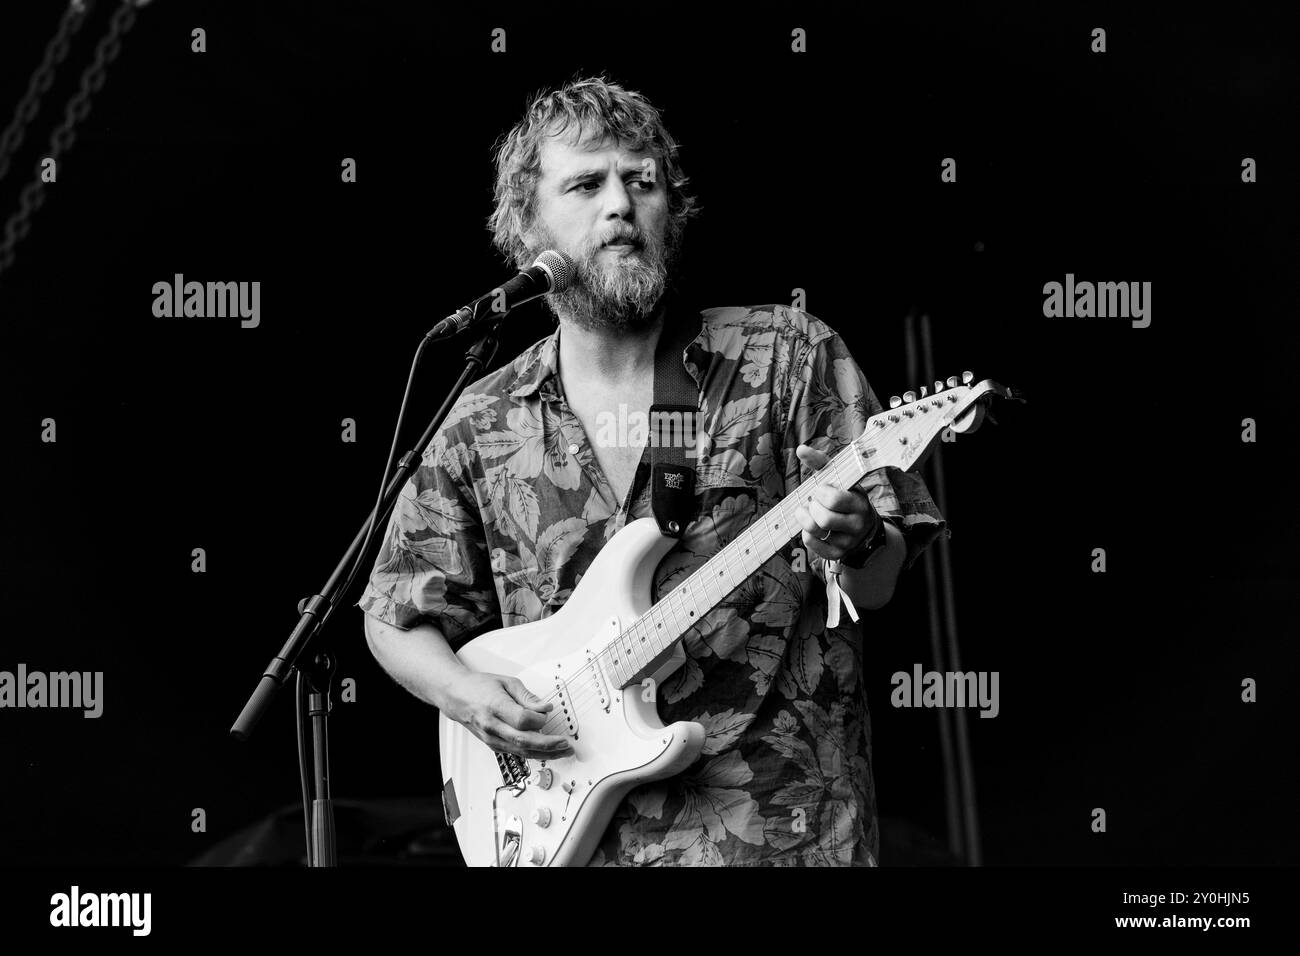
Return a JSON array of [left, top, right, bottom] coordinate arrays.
[[229, 315, 504, 866]]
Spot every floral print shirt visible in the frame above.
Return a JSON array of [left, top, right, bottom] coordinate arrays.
[[358, 303, 947, 866]]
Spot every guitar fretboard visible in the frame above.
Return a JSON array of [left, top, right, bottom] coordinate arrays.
[[599, 441, 866, 687], [595, 381, 979, 689]]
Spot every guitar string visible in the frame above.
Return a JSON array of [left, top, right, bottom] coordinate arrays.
[[521, 390, 970, 737], [528, 451, 855, 718], [532, 449, 865, 731], [529, 393, 965, 735], [532, 392, 961, 731]]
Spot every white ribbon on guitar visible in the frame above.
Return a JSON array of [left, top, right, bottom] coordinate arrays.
[[823, 559, 859, 628]]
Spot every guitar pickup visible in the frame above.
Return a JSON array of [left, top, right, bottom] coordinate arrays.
[[584, 650, 612, 714], [552, 676, 579, 739]]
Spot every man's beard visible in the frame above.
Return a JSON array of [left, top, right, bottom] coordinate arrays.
[[522, 218, 681, 332]]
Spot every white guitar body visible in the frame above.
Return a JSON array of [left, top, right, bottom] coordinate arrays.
[[439, 517, 707, 867]]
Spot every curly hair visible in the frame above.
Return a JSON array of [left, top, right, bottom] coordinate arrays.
[[488, 75, 699, 270]]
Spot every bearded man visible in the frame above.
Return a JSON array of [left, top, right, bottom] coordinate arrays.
[[358, 76, 947, 866]]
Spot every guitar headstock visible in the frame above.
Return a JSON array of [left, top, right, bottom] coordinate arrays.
[[852, 371, 1025, 473]]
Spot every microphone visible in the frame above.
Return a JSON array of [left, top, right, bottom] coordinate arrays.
[[427, 250, 575, 340]]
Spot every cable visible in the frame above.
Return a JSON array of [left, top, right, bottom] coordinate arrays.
[[333, 333, 435, 623], [295, 671, 313, 867]]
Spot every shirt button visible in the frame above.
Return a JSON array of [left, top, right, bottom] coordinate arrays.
[[568, 443, 580, 455]]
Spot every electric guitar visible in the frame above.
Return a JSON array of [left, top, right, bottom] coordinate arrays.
[[439, 372, 1022, 866]]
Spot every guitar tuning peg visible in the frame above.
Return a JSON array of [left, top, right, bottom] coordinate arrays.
[[902, 390, 916, 404], [961, 370, 974, 384], [946, 376, 959, 388], [934, 380, 945, 392], [889, 395, 902, 409], [919, 385, 928, 397]]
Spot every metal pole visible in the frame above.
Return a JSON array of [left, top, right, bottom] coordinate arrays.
[[903, 310, 964, 862], [918, 311, 983, 866]]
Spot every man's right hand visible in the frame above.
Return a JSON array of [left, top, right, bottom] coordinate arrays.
[[445, 672, 575, 761]]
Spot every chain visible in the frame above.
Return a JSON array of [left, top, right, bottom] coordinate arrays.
[[0, 2, 93, 186], [0, 0, 151, 283]]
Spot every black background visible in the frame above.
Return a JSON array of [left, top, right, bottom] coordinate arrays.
[[0, 2, 1296, 867]]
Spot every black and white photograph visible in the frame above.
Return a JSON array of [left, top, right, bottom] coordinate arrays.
[[0, 0, 1294, 940]]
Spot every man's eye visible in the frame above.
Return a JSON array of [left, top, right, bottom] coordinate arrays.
[[572, 179, 654, 193]]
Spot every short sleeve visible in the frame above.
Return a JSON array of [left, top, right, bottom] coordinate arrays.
[[356, 429, 500, 649], [781, 327, 949, 574]]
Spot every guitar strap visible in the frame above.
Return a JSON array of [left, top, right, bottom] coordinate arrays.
[[647, 303, 702, 539]]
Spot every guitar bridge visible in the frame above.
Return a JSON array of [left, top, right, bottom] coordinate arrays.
[[496, 751, 528, 787]]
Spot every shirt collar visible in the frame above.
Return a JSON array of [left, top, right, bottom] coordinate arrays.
[[506, 301, 709, 401], [507, 328, 563, 400]]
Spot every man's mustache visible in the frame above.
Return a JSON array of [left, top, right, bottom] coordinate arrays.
[[593, 228, 645, 250]]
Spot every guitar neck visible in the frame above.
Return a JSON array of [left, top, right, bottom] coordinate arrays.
[[600, 440, 868, 688], [597, 378, 996, 688]]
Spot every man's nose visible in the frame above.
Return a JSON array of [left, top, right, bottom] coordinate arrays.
[[601, 178, 634, 219]]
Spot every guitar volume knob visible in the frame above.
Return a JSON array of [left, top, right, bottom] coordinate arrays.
[[530, 807, 552, 828], [528, 846, 547, 866], [528, 768, 553, 790]]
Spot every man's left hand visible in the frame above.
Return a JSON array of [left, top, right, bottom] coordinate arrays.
[[793, 443, 880, 561]]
